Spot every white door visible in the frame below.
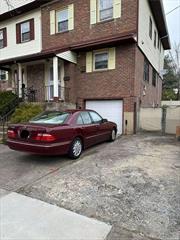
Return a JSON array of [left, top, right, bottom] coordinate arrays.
[[86, 100, 123, 134]]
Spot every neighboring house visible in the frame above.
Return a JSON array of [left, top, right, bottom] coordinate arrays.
[[0, 0, 170, 134], [0, 69, 9, 91]]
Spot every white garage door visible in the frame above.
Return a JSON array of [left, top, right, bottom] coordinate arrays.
[[86, 100, 123, 134]]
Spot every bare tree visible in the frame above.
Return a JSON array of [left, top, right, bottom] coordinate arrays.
[[174, 43, 180, 100], [3, 0, 14, 11]]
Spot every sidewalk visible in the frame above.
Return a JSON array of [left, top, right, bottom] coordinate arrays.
[[0, 192, 111, 240]]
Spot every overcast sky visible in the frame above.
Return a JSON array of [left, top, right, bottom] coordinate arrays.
[[163, 0, 180, 46]]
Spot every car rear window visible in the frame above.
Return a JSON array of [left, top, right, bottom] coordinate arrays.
[[29, 111, 70, 124]]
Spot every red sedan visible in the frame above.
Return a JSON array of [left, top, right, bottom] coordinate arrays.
[[7, 110, 117, 159]]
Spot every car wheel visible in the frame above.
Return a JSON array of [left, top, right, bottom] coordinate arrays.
[[68, 138, 83, 159], [110, 129, 116, 142]]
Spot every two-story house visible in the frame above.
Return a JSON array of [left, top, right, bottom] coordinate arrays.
[[0, 0, 170, 134]]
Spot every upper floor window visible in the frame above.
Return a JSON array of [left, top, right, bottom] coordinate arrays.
[[99, 0, 113, 22], [90, 0, 121, 25], [149, 17, 152, 39], [50, 4, 74, 35], [144, 58, 149, 82], [0, 28, 7, 49], [154, 30, 157, 48], [16, 19, 34, 44], [21, 21, 30, 42], [56, 8, 68, 33]]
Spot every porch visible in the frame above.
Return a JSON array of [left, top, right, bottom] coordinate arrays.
[[0, 51, 77, 103]]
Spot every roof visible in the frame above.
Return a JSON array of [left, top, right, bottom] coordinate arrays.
[[0, 32, 136, 67], [0, 0, 52, 21], [148, 0, 171, 50]]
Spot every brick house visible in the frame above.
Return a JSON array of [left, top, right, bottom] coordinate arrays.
[[0, 0, 170, 134]]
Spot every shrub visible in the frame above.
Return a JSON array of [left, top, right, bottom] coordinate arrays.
[[0, 91, 18, 115], [10, 103, 43, 123]]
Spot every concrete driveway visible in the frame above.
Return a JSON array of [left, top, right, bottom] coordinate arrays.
[[0, 134, 179, 240]]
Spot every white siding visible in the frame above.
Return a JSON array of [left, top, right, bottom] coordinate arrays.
[[138, 0, 164, 73], [0, 9, 41, 61]]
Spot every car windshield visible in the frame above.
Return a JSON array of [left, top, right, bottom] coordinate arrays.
[[29, 111, 70, 124]]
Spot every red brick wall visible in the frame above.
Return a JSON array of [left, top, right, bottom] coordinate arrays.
[[135, 47, 162, 108], [64, 44, 136, 112], [27, 64, 45, 102], [41, 0, 138, 51]]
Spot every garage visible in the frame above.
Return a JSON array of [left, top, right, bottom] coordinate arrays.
[[86, 100, 123, 134]]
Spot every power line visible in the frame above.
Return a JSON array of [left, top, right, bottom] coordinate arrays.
[[166, 5, 180, 15]]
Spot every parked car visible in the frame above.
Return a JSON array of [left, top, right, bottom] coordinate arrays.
[[7, 110, 117, 159]]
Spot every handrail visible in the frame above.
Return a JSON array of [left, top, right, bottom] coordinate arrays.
[[0, 97, 19, 141]]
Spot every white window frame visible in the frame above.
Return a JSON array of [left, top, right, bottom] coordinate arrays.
[[98, 0, 113, 22], [56, 8, 69, 33], [20, 21, 30, 43], [93, 50, 109, 71]]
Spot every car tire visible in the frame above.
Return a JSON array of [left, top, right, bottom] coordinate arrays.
[[109, 129, 117, 142], [68, 137, 83, 159]]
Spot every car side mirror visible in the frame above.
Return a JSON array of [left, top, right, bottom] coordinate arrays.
[[102, 118, 108, 123]]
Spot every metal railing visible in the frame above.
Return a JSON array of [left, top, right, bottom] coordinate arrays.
[[0, 96, 19, 142], [21, 86, 70, 103]]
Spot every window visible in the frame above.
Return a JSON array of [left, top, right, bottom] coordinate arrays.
[[144, 58, 149, 82], [152, 69, 156, 86], [0, 30, 4, 48], [80, 112, 92, 124], [99, 0, 113, 21], [149, 17, 152, 39], [0, 70, 7, 80], [86, 48, 115, 72], [94, 51, 108, 70], [154, 30, 157, 48], [29, 111, 70, 124], [21, 21, 30, 42], [89, 111, 102, 123], [16, 19, 34, 44], [157, 36, 160, 49], [56, 8, 68, 33], [76, 114, 84, 125], [0, 28, 7, 49]]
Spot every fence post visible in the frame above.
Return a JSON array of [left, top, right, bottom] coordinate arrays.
[[161, 106, 167, 135]]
